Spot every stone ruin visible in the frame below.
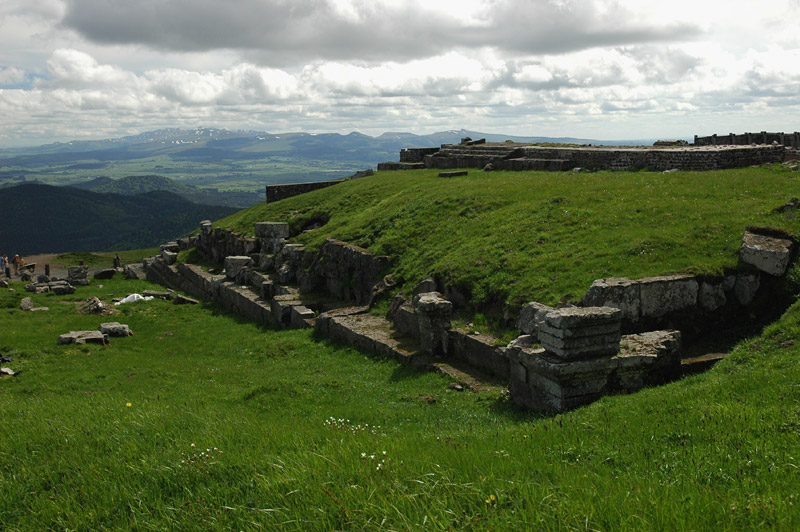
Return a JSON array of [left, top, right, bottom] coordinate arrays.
[[137, 217, 797, 414], [378, 142, 786, 173]]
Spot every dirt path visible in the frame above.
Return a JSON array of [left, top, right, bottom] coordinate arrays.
[[8, 253, 70, 279]]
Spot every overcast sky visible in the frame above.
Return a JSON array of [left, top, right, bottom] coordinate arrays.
[[1, 0, 800, 147]]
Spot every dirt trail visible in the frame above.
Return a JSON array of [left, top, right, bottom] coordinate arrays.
[[7, 253, 71, 279]]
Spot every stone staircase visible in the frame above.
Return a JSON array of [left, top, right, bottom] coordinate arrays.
[[424, 144, 522, 169], [146, 255, 504, 392]]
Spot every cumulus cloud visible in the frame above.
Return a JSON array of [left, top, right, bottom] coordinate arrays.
[[0, 67, 27, 86], [60, 0, 700, 64], [2, 1, 800, 147]]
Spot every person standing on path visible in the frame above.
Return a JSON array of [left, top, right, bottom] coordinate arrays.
[[2, 254, 10, 278], [11, 254, 19, 275]]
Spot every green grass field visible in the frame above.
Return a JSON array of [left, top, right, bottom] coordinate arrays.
[[1, 275, 798, 530], [3, 165, 800, 530]]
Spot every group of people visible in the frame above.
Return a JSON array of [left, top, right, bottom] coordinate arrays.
[[0, 253, 22, 278]]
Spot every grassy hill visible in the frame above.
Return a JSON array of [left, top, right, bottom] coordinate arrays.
[[216, 165, 800, 308], [2, 164, 799, 530], [0, 183, 237, 255]]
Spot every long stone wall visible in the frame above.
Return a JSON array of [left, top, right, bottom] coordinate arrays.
[[695, 131, 800, 149], [380, 143, 786, 172]]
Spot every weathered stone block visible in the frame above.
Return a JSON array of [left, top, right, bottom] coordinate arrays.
[[449, 330, 509, 379], [582, 278, 641, 321], [58, 331, 109, 345], [224, 256, 254, 280], [124, 264, 146, 280], [639, 275, 698, 317], [542, 306, 622, 329], [698, 281, 727, 311], [67, 266, 89, 286], [734, 272, 760, 305], [517, 302, 553, 336], [161, 250, 178, 265], [255, 222, 290, 239], [99, 322, 133, 337], [290, 305, 315, 328], [93, 268, 116, 280], [413, 292, 452, 356], [739, 231, 794, 276]]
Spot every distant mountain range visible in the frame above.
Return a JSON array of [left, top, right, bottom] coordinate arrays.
[[0, 127, 657, 162], [0, 183, 238, 255]]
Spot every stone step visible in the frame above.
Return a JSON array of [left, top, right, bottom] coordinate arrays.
[[412, 356, 507, 392], [316, 308, 504, 392]]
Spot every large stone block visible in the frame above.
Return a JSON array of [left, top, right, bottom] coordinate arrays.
[[638, 275, 698, 317], [539, 307, 622, 360], [255, 222, 290, 239], [734, 272, 760, 305], [542, 306, 622, 329], [581, 278, 640, 321], [224, 256, 254, 280], [517, 302, 553, 336], [58, 331, 108, 345], [698, 281, 727, 311], [739, 231, 794, 276]]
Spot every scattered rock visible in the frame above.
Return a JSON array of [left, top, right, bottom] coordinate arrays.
[[58, 331, 109, 345], [739, 230, 794, 276], [0, 367, 16, 377], [99, 322, 133, 337], [20, 272, 32, 282], [448, 382, 464, 391], [123, 263, 146, 280], [775, 197, 800, 213], [142, 290, 172, 300], [20, 297, 34, 311], [79, 297, 116, 315], [0, 280, 7, 289], [67, 266, 90, 286], [483, 163, 496, 171], [93, 268, 116, 280]]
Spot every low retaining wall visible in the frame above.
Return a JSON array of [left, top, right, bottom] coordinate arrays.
[[266, 179, 344, 203]]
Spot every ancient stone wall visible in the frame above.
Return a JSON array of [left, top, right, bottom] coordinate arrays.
[[266, 179, 344, 203], [400, 147, 440, 163], [381, 143, 786, 172], [508, 145, 785, 171], [694, 131, 800, 148]]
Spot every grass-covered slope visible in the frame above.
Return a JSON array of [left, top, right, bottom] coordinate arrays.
[[217, 166, 800, 307], [1, 277, 798, 530]]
